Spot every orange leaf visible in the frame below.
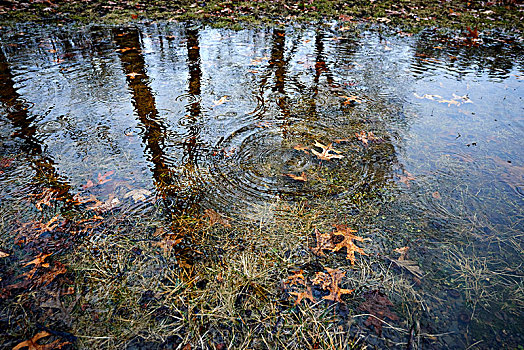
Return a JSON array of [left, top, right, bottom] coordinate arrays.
[[97, 170, 114, 184], [285, 172, 307, 182], [204, 208, 231, 228], [311, 141, 344, 161], [289, 285, 315, 305], [284, 270, 306, 286], [331, 225, 367, 265], [312, 268, 353, 303], [13, 331, 70, 350]]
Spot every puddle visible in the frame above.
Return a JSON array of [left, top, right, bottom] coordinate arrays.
[[0, 23, 523, 348]]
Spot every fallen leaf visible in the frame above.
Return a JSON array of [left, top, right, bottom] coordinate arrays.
[[358, 290, 399, 335], [13, 331, 70, 350], [212, 96, 228, 107], [285, 270, 306, 286], [331, 225, 367, 265], [312, 268, 353, 303], [0, 250, 9, 258], [97, 170, 114, 185], [289, 285, 315, 305], [390, 246, 423, 279], [204, 208, 231, 228], [355, 131, 375, 146], [126, 72, 142, 79], [293, 144, 309, 154], [36, 262, 67, 287], [86, 194, 120, 212], [285, 172, 307, 181], [432, 191, 441, 199], [342, 95, 362, 105], [398, 171, 415, 187], [153, 238, 183, 254], [124, 188, 151, 203], [311, 228, 334, 256], [311, 141, 344, 161]]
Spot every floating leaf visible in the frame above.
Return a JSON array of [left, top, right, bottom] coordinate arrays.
[[97, 170, 114, 185], [212, 96, 228, 107]]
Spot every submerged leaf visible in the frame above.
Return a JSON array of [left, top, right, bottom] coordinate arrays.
[[311, 141, 344, 161], [124, 188, 151, 203], [331, 225, 367, 265]]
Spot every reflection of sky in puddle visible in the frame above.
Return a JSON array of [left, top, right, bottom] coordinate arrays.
[[0, 23, 523, 347]]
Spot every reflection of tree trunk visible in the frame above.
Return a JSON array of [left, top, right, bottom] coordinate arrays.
[[269, 29, 290, 136], [113, 28, 174, 196], [0, 47, 70, 192], [184, 26, 202, 165]]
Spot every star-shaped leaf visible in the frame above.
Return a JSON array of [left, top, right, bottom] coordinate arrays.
[[284, 270, 306, 286], [312, 268, 353, 303], [331, 225, 367, 265], [289, 285, 315, 305], [311, 228, 334, 256], [311, 141, 344, 161]]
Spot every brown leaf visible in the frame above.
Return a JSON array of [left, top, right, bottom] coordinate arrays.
[[13, 331, 70, 350], [153, 238, 183, 254], [36, 262, 67, 287], [312, 268, 353, 303], [398, 171, 415, 188], [289, 285, 315, 305], [358, 290, 399, 335], [284, 173, 307, 182], [311, 141, 344, 161], [331, 225, 367, 265], [284, 270, 306, 286], [355, 131, 375, 146], [311, 228, 334, 256], [0, 250, 10, 258], [293, 144, 309, 154], [204, 208, 231, 228]]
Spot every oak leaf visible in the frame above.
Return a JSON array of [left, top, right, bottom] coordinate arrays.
[[204, 208, 231, 228], [358, 290, 399, 335], [390, 246, 424, 279], [311, 228, 334, 256], [13, 331, 70, 350], [331, 225, 367, 265], [311, 141, 344, 161], [284, 270, 306, 286], [285, 173, 307, 182], [312, 268, 353, 303], [289, 285, 315, 305], [0, 250, 9, 258]]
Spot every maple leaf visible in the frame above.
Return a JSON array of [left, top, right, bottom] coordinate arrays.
[[284, 270, 306, 286], [311, 141, 344, 161], [331, 225, 367, 265], [358, 290, 399, 335], [312, 268, 353, 303], [13, 331, 70, 350], [212, 96, 228, 107], [204, 208, 231, 228], [124, 188, 151, 203], [311, 228, 334, 256], [289, 285, 315, 305], [285, 172, 307, 181]]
